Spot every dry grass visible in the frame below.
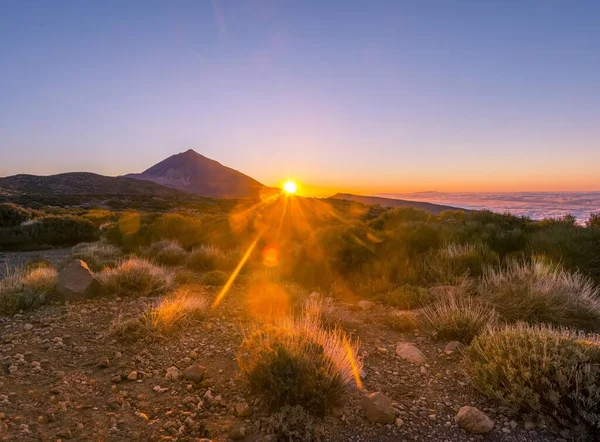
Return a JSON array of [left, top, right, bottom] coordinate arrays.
[[374, 285, 433, 309], [97, 258, 173, 297], [237, 312, 362, 415], [110, 288, 208, 341], [422, 242, 499, 285], [186, 245, 237, 271], [422, 295, 497, 343], [0, 266, 57, 315], [384, 310, 420, 332], [146, 240, 187, 266], [478, 259, 600, 331], [466, 324, 600, 436], [70, 241, 122, 271]]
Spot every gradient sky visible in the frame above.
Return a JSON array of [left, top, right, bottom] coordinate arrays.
[[1, 1, 599, 196]]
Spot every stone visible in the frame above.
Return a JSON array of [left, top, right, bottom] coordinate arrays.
[[55, 260, 99, 301], [110, 375, 122, 384], [357, 300, 374, 311], [127, 371, 138, 380], [98, 358, 110, 368], [395, 417, 404, 427], [153, 385, 168, 394], [444, 341, 461, 354], [235, 402, 252, 417], [23, 323, 34, 331], [56, 428, 72, 439], [395, 342, 427, 364], [455, 406, 494, 434], [230, 426, 246, 440], [165, 366, 181, 381], [361, 392, 395, 424], [183, 364, 206, 383]]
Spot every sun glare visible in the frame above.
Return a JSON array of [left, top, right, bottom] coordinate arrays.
[[283, 180, 297, 194]]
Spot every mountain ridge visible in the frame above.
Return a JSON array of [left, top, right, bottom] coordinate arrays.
[[330, 192, 465, 214]]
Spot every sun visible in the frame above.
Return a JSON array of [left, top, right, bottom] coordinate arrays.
[[283, 180, 297, 194]]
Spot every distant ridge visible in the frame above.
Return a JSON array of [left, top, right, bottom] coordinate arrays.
[[329, 193, 465, 215], [125, 149, 268, 198], [0, 172, 184, 197]]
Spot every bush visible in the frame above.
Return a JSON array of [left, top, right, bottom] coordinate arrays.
[[70, 241, 122, 271], [384, 310, 419, 332], [98, 258, 173, 297], [186, 245, 235, 271], [421, 242, 499, 285], [422, 295, 497, 343], [478, 259, 600, 332], [199, 270, 228, 286], [465, 324, 600, 436], [587, 213, 600, 228], [0, 203, 33, 227], [146, 240, 187, 266], [150, 213, 203, 248], [374, 285, 432, 309], [0, 267, 57, 315], [110, 289, 208, 341], [237, 314, 361, 415]]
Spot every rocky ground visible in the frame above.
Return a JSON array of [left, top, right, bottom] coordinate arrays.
[[0, 275, 575, 442]]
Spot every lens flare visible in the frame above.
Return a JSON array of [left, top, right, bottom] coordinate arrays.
[[283, 180, 297, 194]]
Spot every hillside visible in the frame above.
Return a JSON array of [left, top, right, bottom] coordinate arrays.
[[330, 193, 465, 215], [125, 149, 268, 199]]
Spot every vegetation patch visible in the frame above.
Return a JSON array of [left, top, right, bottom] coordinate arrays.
[[98, 258, 173, 297], [186, 245, 236, 271], [466, 324, 600, 436], [237, 314, 361, 416], [70, 241, 122, 271], [478, 259, 600, 332], [422, 295, 497, 343], [374, 285, 433, 309], [0, 266, 57, 315], [146, 240, 187, 266]]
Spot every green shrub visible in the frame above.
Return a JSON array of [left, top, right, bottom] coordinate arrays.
[[237, 315, 361, 415], [586, 213, 600, 228], [374, 285, 433, 309], [422, 295, 497, 343], [98, 258, 173, 297], [0, 267, 57, 315], [478, 259, 600, 332], [146, 240, 187, 266], [199, 270, 228, 286], [0, 203, 33, 227], [70, 241, 122, 271], [186, 245, 235, 271], [150, 213, 203, 248], [466, 324, 600, 435]]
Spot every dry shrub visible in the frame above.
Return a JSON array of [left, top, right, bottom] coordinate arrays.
[[479, 259, 600, 332], [70, 241, 122, 271], [266, 405, 325, 441], [110, 289, 208, 341], [422, 242, 499, 285], [374, 285, 433, 309], [98, 258, 173, 297], [199, 270, 228, 286], [186, 245, 237, 271], [0, 267, 57, 315], [146, 240, 187, 266], [237, 313, 362, 416], [384, 310, 419, 332], [466, 324, 600, 436], [422, 295, 497, 343]]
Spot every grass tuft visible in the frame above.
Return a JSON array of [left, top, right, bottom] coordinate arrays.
[[98, 258, 173, 297], [146, 240, 187, 266], [70, 241, 122, 271], [0, 267, 57, 315]]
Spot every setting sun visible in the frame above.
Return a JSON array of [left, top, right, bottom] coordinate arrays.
[[283, 180, 297, 194]]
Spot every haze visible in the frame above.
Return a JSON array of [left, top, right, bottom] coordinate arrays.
[[1, 1, 599, 195]]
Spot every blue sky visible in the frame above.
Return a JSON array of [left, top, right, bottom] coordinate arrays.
[[1, 1, 599, 194]]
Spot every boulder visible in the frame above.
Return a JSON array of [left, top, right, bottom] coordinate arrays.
[[455, 406, 494, 433], [361, 392, 395, 424], [56, 260, 99, 301], [395, 342, 427, 364], [183, 364, 206, 383]]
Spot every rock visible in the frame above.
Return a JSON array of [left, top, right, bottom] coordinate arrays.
[[98, 358, 110, 368], [110, 375, 122, 384], [230, 426, 246, 440], [127, 371, 138, 380], [444, 341, 461, 354], [361, 392, 395, 424], [235, 402, 252, 417], [357, 300, 374, 311], [55, 260, 100, 301], [56, 428, 72, 439], [183, 364, 206, 383], [23, 323, 34, 331], [455, 406, 494, 434], [153, 385, 168, 394], [395, 417, 404, 427], [395, 342, 427, 364], [165, 366, 181, 381]]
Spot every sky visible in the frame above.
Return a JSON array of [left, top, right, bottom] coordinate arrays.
[[1, 1, 599, 196]]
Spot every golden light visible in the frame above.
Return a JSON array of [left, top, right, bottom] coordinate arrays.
[[283, 180, 297, 194]]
